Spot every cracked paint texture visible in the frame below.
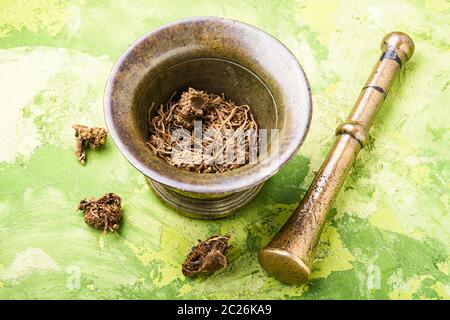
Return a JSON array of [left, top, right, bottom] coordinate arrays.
[[0, 0, 448, 299]]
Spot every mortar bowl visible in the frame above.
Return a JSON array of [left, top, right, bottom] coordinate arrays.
[[104, 17, 312, 219]]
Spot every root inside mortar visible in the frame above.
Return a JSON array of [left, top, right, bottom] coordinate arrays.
[[147, 88, 259, 173]]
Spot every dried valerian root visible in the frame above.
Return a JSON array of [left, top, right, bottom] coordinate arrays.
[[77, 193, 122, 232], [182, 235, 231, 277], [147, 88, 258, 173], [174, 88, 209, 129], [73, 124, 108, 165]]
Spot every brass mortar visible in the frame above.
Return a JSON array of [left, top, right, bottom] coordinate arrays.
[[104, 17, 312, 218]]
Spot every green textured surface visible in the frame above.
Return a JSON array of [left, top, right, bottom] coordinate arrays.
[[0, 0, 449, 300]]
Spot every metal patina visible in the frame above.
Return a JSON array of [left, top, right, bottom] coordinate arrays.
[[104, 17, 312, 218]]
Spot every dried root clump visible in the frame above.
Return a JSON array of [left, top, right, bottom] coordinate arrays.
[[174, 88, 210, 129], [73, 124, 108, 165], [147, 88, 258, 173], [182, 235, 231, 277], [77, 193, 122, 232]]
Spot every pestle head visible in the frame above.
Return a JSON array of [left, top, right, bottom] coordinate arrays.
[[259, 247, 311, 285], [381, 32, 415, 63]]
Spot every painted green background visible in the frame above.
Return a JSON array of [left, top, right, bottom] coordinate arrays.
[[0, 0, 448, 300]]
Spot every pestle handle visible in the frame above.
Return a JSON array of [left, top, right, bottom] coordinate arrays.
[[259, 32, 415, 284]]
